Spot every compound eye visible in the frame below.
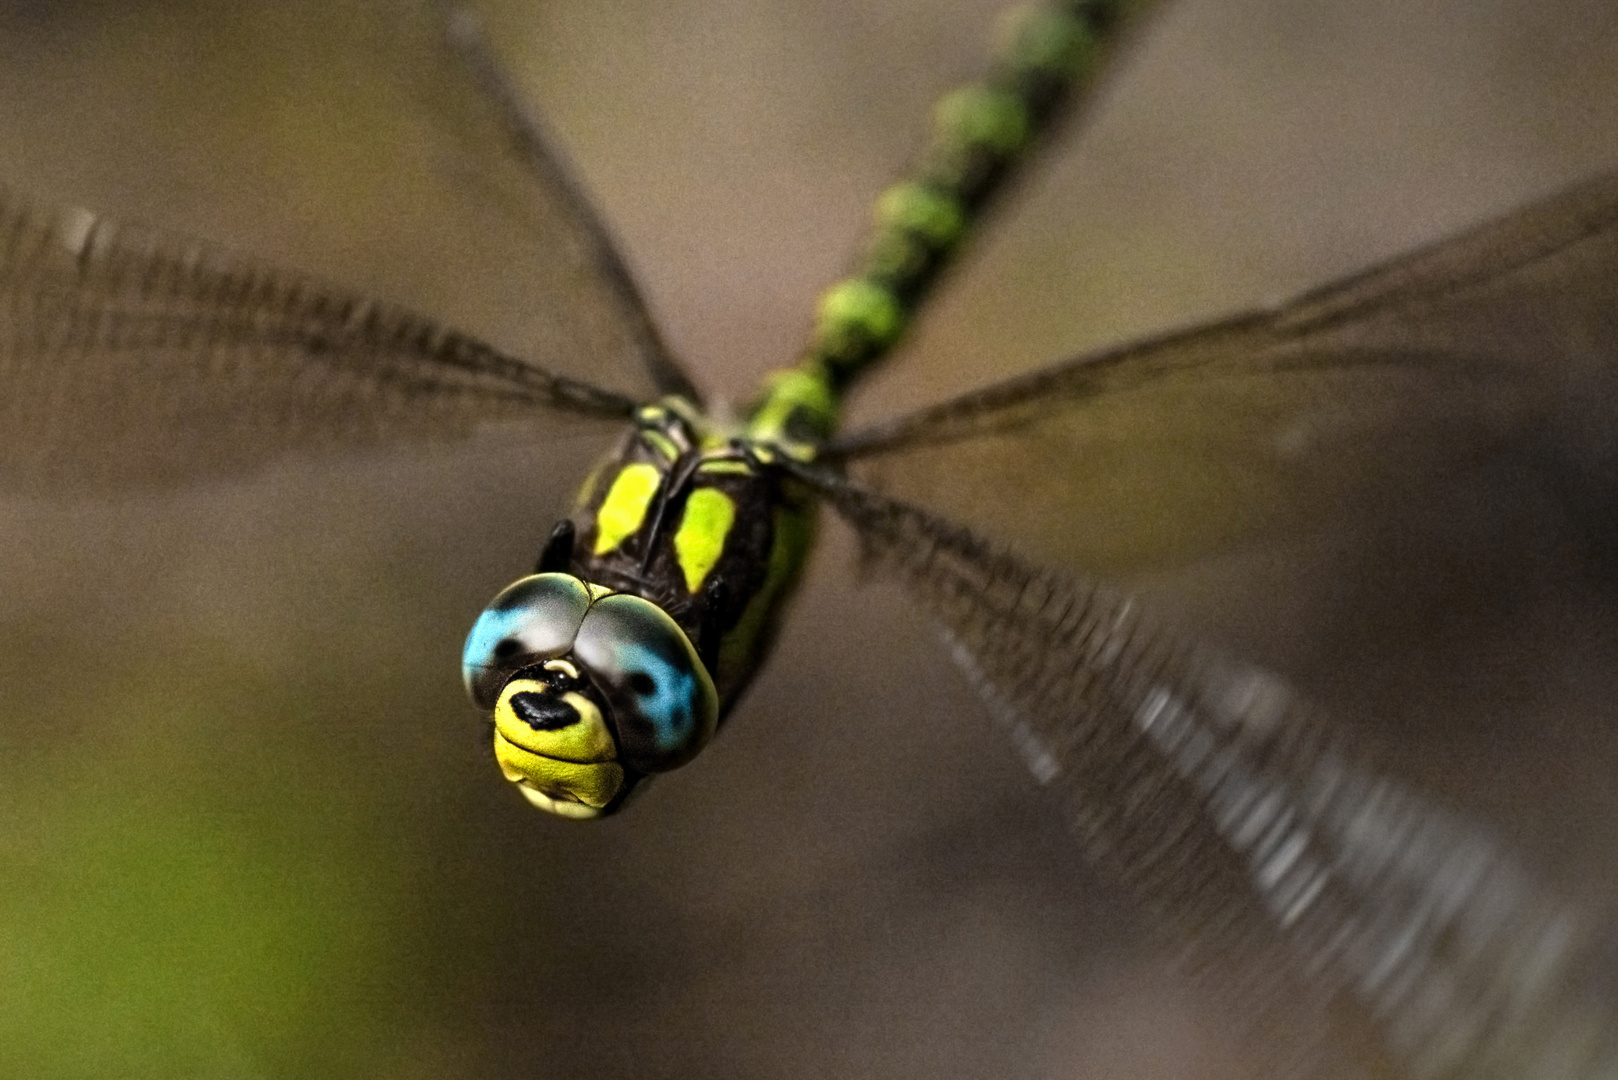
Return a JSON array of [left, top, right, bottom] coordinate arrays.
[[462, 573, 593, 710], [573, 594, 719, 773]]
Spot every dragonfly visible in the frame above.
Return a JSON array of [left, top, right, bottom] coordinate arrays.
[[4, 0, 1618, 1077]]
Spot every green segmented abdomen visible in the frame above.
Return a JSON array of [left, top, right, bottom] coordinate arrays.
[[743, 1, 1140, 447], [804, 0, 1136, 392]]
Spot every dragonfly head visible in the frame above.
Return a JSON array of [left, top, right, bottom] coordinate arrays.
[[462, 573, 719, 819]]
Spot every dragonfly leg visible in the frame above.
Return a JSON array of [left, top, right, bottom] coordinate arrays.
[[534, 519, 577, 575], [696, 575, 729, 678]]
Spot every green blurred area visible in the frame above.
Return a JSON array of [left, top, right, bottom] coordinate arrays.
[[1, 1, 1617, 1078], [1, 684, 408, 1078]]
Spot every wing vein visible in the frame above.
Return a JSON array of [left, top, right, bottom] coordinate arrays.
[[0, 186, 635, 491], [796, 462, 1618, 1080]]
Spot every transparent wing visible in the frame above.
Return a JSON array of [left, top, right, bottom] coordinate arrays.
[[800, 464, 1618, 1080], [833, 172, 1618, 578], [0, 187, 634, 491], [432, 3, 695, 402], [0, 0, 688, 430]]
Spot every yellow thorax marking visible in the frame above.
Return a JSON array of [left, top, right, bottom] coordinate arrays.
[[641, 429, 682, 462], [697, 459, 753, 475], [673, 487, 737, 593], [592, 463, 662, 556]]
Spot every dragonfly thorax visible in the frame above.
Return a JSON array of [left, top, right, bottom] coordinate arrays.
[[464, 401, 818, 818]]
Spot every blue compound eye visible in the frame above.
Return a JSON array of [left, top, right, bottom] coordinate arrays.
[[573, 594, 719, 773], [463, 573, 594, 710]]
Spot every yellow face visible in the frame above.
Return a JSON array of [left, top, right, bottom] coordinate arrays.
[[490, 659, 625, 820]]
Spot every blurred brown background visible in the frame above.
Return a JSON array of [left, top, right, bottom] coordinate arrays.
[[1, 0, 1617, 1077]]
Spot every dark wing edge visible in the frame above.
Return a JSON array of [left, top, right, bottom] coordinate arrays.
[[792, 461, 1618, 1080], [830, 170, 1618, 459], [1277, 169, 1618, 337], [0, 185, 636, 492], [434, 2, 699, 403]]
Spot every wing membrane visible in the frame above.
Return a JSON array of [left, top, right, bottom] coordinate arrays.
[[834, 172, 1618, 577], [432, 3, 695, 402], [0, 0, 688, 422], [0, 187, 633, 491], [801, 464, 1618, 1080]]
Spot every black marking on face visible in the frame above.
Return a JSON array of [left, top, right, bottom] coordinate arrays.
[[510, 661, 585, 693], [510, 691, 580, 732]]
